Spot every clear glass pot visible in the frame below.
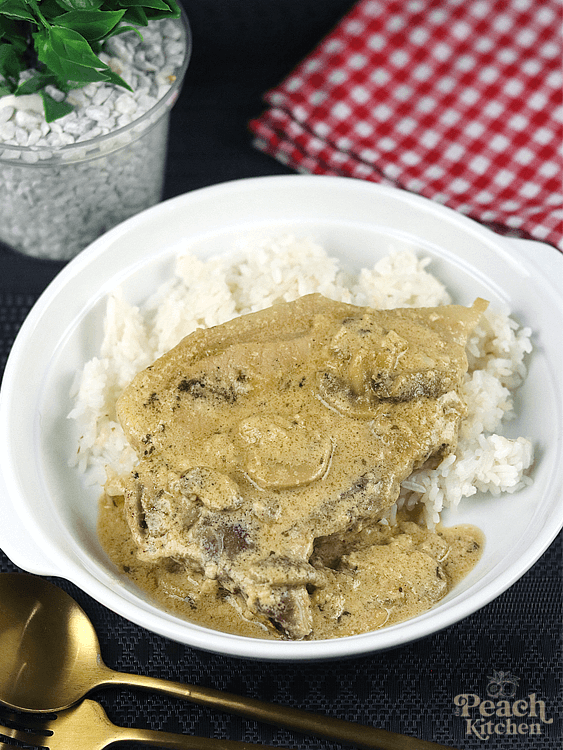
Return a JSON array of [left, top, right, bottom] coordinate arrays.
[[0, 12, 191, 261]]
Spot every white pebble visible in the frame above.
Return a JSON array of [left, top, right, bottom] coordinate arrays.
[[98, 117, 116, 131], [147, 42, 164, 58], [115, 93, 137, 114], [66, 89, 89, 107], [83, 83, 98, 99], [141, 28, 159, 45], [21, 150, 40, 164], [97, 51, 112, 65], [134, 50, 146, 66], [157, 84, 172, 100], [55, 111, 75, 128], [93, 87, 113, 106], [62, 117, 94, 136], [44, 85, 66, 103], [78, 126, 103, 142], [0, 93, 43, 113], [163, 19, 183, 39], [15, 109, 42, 129], [0, 106, 14, 124], [134, 78, 151, 96], [0, 122, 15, 140], [108, 57, 126, 77], [85, 105, 111, 122], [105, 37, 135, 64], [15, 126, 29, 145], [136, 94, 157, 113], [57, 132, 75, 146], [165, 40, 184, 56], [26, 128, 42, 146], [46, 131, 63, 147], [167, 54, 184, 69]]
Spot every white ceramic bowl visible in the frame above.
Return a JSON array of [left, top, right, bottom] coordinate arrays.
[[1, 175, 562, 661]]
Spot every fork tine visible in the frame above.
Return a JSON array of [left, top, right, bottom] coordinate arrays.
[[0, 709, 52, 731], [0, 717, 49, 749]]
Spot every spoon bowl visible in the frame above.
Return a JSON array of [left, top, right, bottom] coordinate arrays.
[[0, 573, 452, 750], [0, 573, 106, 712]]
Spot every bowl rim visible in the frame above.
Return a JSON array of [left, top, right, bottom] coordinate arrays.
[[0, 174, 562, 661]]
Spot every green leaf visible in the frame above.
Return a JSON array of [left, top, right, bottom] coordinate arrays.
[[40, 88, 74, 121], [119, 5, 148, 26], [34, 28, 95, 82], [117, 0, 171, 10], [44, 25, 108, 69], [163, 0, 181, 15], [0, 41, 23, 83], [54, 0, 104, 10], [55, 9, 126, 41], [0, 82, 12, 95], [38, 0, 69, 23], [15, 69, 56, 93], [101, 66, 131, 89], [0, 27, 28, 56], [103, 23, 141, 42], [0, 0, 38, 23]]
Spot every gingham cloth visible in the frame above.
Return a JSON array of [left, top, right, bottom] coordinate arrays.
[[250, 0, 563, 250]]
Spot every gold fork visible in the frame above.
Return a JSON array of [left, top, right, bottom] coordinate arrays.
[[0, 699, 297, 750]]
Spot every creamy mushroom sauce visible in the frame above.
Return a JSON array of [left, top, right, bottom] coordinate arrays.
[[100, 294, 486, 640]]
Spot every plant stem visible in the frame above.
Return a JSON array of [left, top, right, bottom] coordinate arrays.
[[27, 0, 49, 30]]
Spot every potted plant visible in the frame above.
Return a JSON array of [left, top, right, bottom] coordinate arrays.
[[0, 0, 191, 260]]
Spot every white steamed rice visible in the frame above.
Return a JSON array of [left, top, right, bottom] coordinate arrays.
[[68, 235, 534, 526]]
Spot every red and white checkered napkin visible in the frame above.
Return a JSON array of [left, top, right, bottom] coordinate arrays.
[[250, 0, 563, 250]]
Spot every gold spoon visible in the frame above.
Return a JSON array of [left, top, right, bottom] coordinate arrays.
[[0, 573, 457, 750]]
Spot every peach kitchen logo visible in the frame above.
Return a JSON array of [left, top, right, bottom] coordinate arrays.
[[453, 671, 554, 741]]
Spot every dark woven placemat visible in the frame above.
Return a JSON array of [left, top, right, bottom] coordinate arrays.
[[0, 291, 561, 750]]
